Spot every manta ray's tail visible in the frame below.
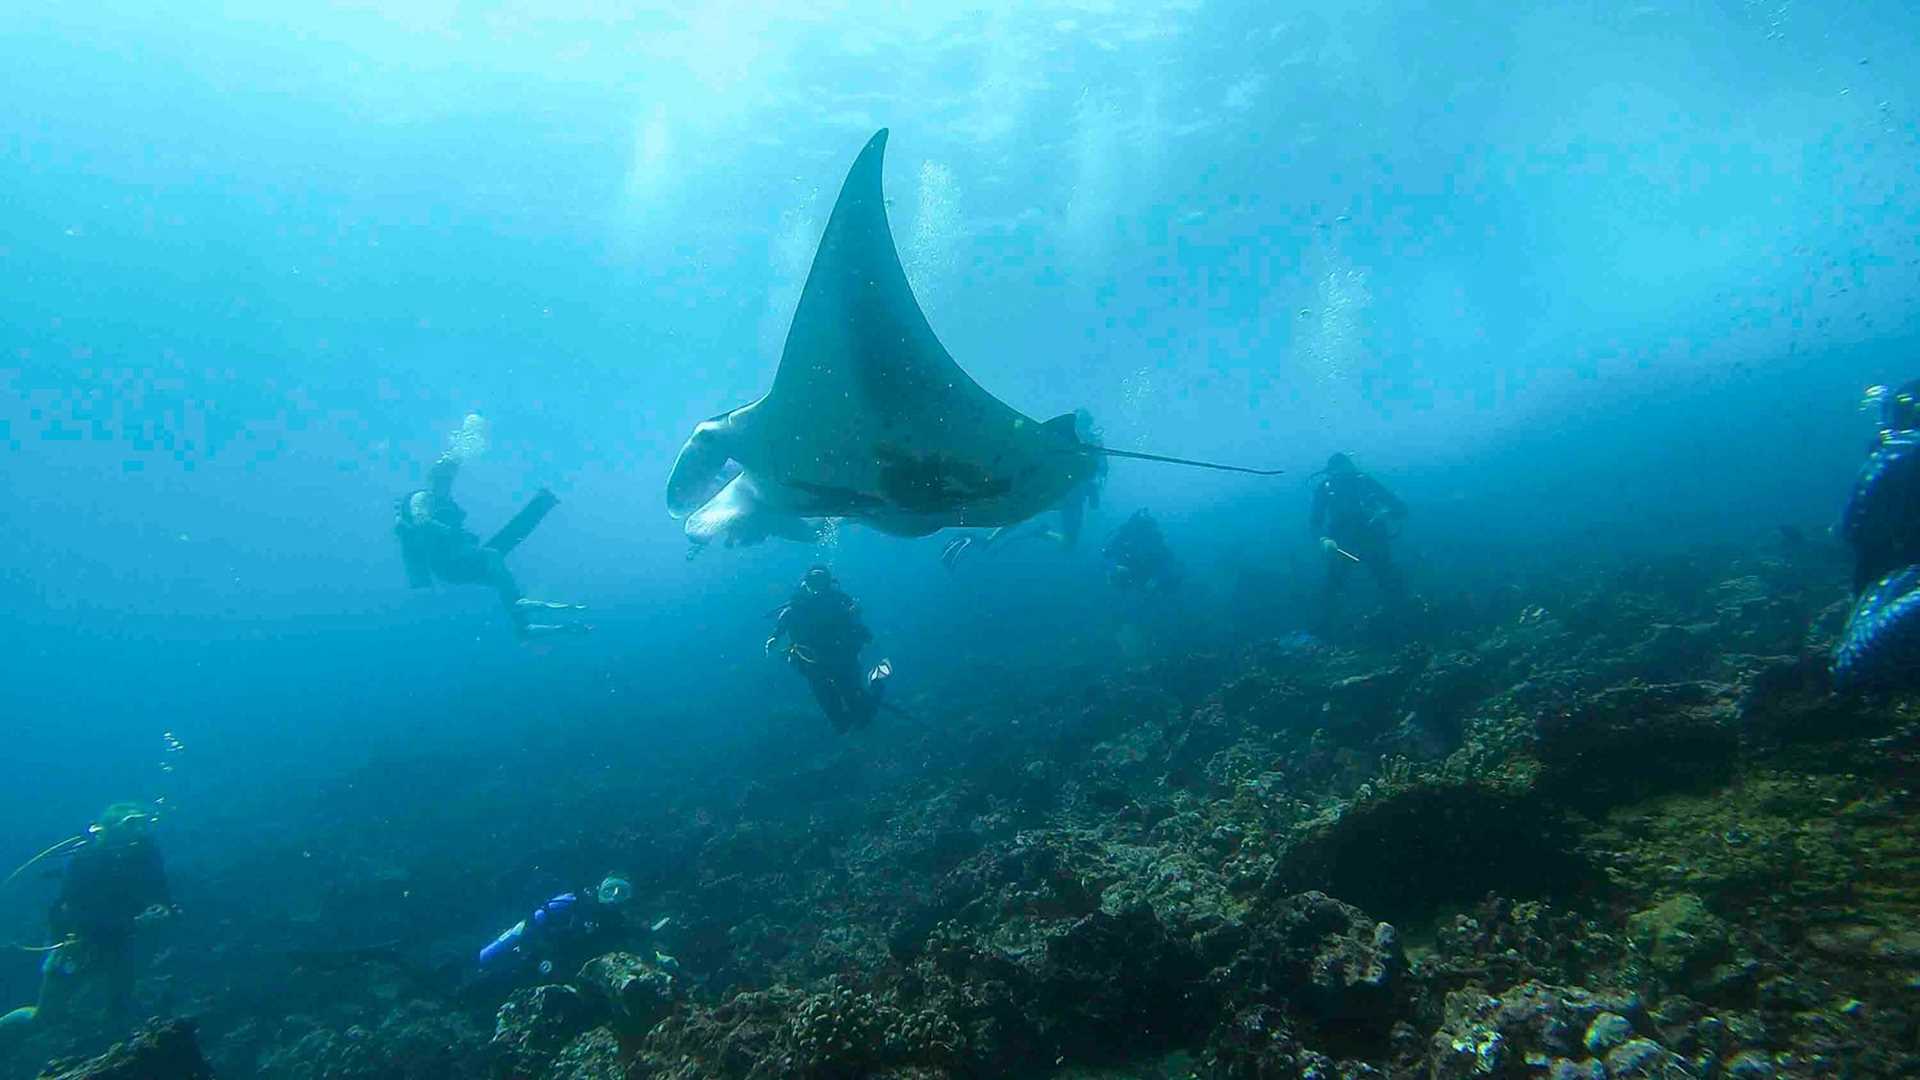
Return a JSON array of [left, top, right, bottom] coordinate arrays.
[[1098, 447, 1285, 476]]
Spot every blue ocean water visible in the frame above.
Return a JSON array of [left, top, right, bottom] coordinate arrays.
[[2, 3, 1918, 1074]]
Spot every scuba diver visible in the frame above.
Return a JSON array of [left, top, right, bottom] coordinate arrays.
[[1833, 380, 1920, 690], [473, 875, 638, 989], [394, 414, 588, 640], [1103, 509, 1182, 594], [942, 409, 1109, 570], [1, 803, 176, 1039], [766, 566, 894, 733], [1308, 453, 1408, 621]]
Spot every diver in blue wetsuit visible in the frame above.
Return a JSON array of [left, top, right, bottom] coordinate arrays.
[[1833, 380, 1920, 690], [395, 417, 589, 640], [475, 875, 635, 986]]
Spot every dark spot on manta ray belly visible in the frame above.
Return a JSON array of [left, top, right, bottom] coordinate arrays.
[[783, 481, 887, 514], [873, 445, 1011, 513]]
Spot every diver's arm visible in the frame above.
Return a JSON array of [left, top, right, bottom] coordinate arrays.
[[1308, 483, 1328, 535], [1843, 439, 1919, 546], [1840, 463, 1871, 546], [137, 845, 172, 909], [428, 454, 460, 503], [1376, 479, 1408, 518], [835, 594, 873, 645], [766, 606, 792, 654], [47, 897, 75, 942]]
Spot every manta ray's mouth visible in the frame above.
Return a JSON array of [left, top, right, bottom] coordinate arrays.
[[666, 418, 738, 519]]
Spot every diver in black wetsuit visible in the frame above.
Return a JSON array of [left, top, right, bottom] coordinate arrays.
[[1103, 509, 1181, 594], [394, 421, 587, 639], [766, 567, 894, 733], [1833, 380, 1920, 689], [1309, 453, 1407, 622], [0, 804, 176, 1039]]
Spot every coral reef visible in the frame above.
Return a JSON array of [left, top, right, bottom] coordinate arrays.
[[35, 1020, 213, 1080], [8, 541, 1915, 1079]]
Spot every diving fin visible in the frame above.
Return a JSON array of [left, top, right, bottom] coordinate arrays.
[[485, 489, 560, 554], [515, 599, 587, 611]]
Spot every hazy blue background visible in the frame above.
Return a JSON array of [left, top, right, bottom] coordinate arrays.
[[2, 0, 1917, 958]]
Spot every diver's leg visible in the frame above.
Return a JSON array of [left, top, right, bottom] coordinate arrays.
[[827, 651, 876, 730], [99, 938, 135, 1029], [484, 489, 560, 554], [486, 549, 519, 596], [481, 535, 589, 624], [1058, 497, 1086, 549], [803, 669, 850, 732], [26, 939, 96, 1035], [482, 550, 526, 632], [0, 949, 57, 1033], [1368, 544, 1406, 602], [1316, 557, 1351, 631], [1833, 566, 1920, 690], [1323, 559, 1350, 600], [841, 658, 880, 730], [853, 658, 894, 728]]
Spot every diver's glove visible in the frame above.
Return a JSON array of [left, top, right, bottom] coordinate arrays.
[[1320, 538, 1361, 564]]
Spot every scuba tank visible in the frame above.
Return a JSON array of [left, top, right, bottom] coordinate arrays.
[[476, 892, 580, 971], [476, 919, 527, 969]]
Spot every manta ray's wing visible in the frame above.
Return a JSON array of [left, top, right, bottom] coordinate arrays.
[[724, 129, 1089, 530]]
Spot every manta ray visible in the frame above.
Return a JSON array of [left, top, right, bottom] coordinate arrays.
[[668, 128, 1277, 549], [682, 468, 826, 553]]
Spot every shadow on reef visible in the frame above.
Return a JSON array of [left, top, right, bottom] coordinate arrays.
[[1273, 781, 1600, 928], [9, 539, 1918, 1079]]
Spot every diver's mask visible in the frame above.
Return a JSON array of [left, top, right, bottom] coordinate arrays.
[[1865, 383, 1920, 434], [88, 804, 158, 846], [596, 875, 634, 906]]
